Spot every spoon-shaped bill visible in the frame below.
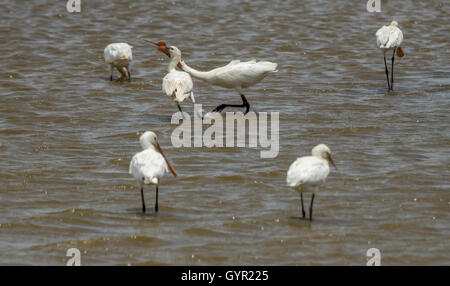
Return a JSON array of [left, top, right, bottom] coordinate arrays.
[[154, 142, 177, 177], [141, 39, 170, 57], [327, 154, 346, 185], [141, 38, 166, 47]]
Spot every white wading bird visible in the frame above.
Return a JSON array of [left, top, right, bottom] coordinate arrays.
[[286, 144, 345, 221], [142, 40, 200, 116], [129, 131, 177, 213], [104, 43, 133, 81], [376, 20, 404, 90], [180, 54, 278, 114]]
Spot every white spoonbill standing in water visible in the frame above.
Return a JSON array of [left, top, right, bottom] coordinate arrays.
[[286, 144, 345, 220], [376, 20, 404, 90], [104, 43, 133, 81], [129, 131, 177, 213], [180, 54, 277, 114], [142, 40, 197, 115]]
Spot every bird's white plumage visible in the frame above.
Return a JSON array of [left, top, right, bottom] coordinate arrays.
[[104, 43, 133, 65], [129, 132, 169, 186], [162, 46, 195, 103], [104, 43, 133, 79], [163, 70, 194, 102], [287, 156, 330, 192], [181, 59, 278, 91], [129, 148, 168, 185], [376, 21, 403, 51], [286, 144, 332, 194]]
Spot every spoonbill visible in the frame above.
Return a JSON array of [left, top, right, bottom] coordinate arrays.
[[286, 144, 345, 221], [376, 20, 404, 90], [180, 56, 277, 114], [142, 39, 199, 116], [104, 43, 133, 81], [129, 131, 177, 213]]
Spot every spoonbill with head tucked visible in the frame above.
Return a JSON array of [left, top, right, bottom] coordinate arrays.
[[286, 144, 345, 221], [129, 131, 177, 213], [180, 54, 277, 114], [104, 43, 133, 81], [143, 39, 198, 115], [376, 20, 404, 90]]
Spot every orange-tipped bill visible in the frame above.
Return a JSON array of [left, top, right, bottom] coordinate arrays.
[[327, 154, 346, 185], [397, 47, 404, 57], [158, 46, 171, 58], [154, 142, 177, 177], [141, 38, 170, 57]]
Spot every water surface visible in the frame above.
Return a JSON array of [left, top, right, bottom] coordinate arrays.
[[0, 0, 449, 265]]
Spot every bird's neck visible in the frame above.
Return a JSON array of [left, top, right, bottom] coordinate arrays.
[[140, 141, 156, 151], [180, 61, 211, 81], [168, 55, 181, 72]]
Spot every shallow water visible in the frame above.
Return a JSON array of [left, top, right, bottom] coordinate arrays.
[[0, 0, 449, 265]]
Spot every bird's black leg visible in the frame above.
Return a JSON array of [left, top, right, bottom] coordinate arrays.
[[140, 186, 146, 213], [211, 104, 227, 113], [128, 67, 131, 82], [391, 48, 396, 90], [309, 193, 315, 221], [155, 185, 159, 213], [384, 55, 391, 90], [211, 94, 250, 114], [300, 192, 306, 218], [241, 94, 250, 114], [109, 65, 113, 81], [177, 102, 188, 120]]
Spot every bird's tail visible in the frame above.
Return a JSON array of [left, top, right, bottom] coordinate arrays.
[[173, 92, 191, 103], [144, 176, 158, 185], [169, 88, 190, 103], [259, 61, 278, 73]]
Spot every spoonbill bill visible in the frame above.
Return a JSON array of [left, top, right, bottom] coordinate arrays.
[[376, 20, 404, 90], [104, 43, 133, 81], [129, 131, 177, 213], [286, 144, 345, 221], [142, 39, 199, 116], [180, 56, 277, 114]]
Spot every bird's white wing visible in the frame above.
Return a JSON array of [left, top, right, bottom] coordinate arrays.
[[286, 156, 330, 188], [224, 60, 241, 67], [212, 61, 278, 88], [129, 149, 168, 184], [385, 27, 403, 48], [376, 26, 403, 49], [104, 43, 133, 64], [162, 70, 193, 102], [376, 25, 390, 48]]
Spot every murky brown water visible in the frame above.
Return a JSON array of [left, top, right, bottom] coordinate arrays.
[[0, 0, 449, 265]]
